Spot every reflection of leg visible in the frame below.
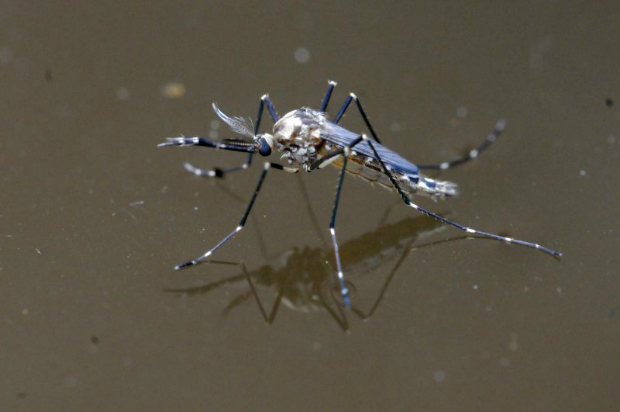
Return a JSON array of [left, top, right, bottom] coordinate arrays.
[[350, 241, 413, 320], [376, 201, 402, 227], [222, 291, 254, 317], [348, 235, 472, 320], [364, 138, 562, 257], [296, 173, 328, 248], [164, 272, 245, 296], [318, 290, 349, 332], [174, 163, 284, 271], [242, 264, 285, 324], [417, 120, 506, 170]]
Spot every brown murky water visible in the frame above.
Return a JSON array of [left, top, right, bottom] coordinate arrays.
[[1, 2, 619, 411]]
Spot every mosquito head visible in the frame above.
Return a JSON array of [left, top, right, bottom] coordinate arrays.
[[212, 103, 273, 156], [257, 133, 274, 156]]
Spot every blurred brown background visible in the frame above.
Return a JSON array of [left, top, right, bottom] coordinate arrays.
[[1, 1, 619, 411]]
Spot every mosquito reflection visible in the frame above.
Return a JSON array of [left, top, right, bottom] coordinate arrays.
[[165, 214, 472, 331]]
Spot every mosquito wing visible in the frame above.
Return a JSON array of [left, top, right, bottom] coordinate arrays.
[[321, 121, 420, 178]]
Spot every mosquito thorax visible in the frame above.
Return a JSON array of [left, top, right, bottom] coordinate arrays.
[[271, 108, 324, 166], [273, 109, 324, 145]]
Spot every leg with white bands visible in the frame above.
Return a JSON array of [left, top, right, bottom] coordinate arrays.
[[363, 137, 563, 258], [183, 162, 248, 178], [333, 93, 382, 143], [158, 136, 255, 153], [320, 80, 338, 112], [174, 162, 276, 270], [418, 119, 506, 171], [261, 94, 279, 122], [328, 135, 367, 308]]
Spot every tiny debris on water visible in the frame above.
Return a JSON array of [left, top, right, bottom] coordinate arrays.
[[117, 87, 130, 100], [433, 370, 446, 382], [293, 47, 310, 63], [509, 333, 519, 351], [0, 46, 14, 63], [129, 200, 144, 207], [161, 82, 186, 99], [456, 106, 468, 118], [605, 97, 614, 107]]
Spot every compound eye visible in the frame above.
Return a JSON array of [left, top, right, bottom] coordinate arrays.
[[258, 138, 272, 156]]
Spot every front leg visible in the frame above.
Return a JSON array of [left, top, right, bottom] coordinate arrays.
[[173, 162, 295, 270]]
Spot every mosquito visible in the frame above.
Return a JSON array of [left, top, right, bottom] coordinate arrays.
[[166, 215, 449, 331], [159, 80, 562, 308]]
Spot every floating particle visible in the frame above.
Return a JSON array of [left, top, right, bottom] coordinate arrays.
[[161, 82, 186, 99], [294, 47, 311, 63], [117, 87, 130, 100], [433, 370, 446, 382], [456, 106, 468, 118], [0, 47, 14, 63], [390, 122, 402, 132], [64, 376, 78, 388]]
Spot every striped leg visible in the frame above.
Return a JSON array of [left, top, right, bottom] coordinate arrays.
[[334, 93, 382, 143], [261, 94, 279, 122], [363, 136, 562, 258], [174, 162, 286, 270], [417, 119, 506, 171], [327, 135, 367, 308], [320, 80, 338, 112]]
